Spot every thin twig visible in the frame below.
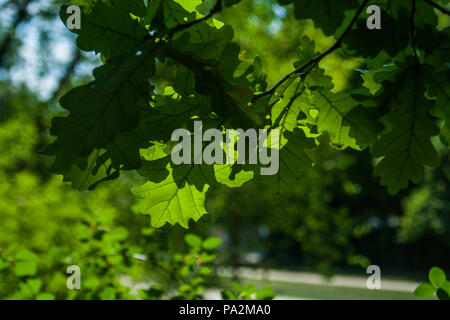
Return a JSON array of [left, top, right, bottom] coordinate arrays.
[[166, 0, 222, 37], [253, 0, 370, 101], [424, 0, 450, 15], [0, 0, 34, 68], [411, 0, 419, 60]]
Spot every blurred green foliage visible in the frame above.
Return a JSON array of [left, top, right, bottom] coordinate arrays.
[[414, 267, 450, 300], [0, 0, 449, 300], [221, 281, 275, 300]]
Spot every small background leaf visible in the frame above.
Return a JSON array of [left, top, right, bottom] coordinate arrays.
[[429, 267, 446, 288], [185, 234, 202, 248], [414, 283, 436, 299], [202, 237, 222, 249]]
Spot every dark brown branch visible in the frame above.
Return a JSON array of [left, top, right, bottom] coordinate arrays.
[[424, 0, 450, 15], [166, 0, 222, 37], [253, 0, 370, 101], [0, 0, 33, 68]]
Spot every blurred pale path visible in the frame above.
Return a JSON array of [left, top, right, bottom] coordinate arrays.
[[217, 267, 420, 292], [122, 268, 422, 300]]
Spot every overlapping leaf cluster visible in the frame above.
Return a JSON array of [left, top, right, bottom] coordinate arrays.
[[46, 0, 450, 228]]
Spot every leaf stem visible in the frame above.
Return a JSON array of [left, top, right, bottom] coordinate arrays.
[[423, 0, 450, 16], [166, 0, 223, 37], [410, 0, 419, 60]]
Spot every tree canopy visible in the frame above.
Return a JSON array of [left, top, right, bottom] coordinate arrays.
[[43, 0, 450, 230]]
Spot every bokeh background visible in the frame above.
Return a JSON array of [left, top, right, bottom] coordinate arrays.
[[0, 0, 449, 299]]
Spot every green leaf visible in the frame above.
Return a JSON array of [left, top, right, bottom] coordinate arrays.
[[199, 266, 213, 275], [429, 267, 446, 288], [36, 293, 55, 300], [261, 128, 315, 193], [132, 162, 213, 228], [14, 261, 37, 277], [145, 0, 163, 26], [200, 252, 217, 263], [178, 283, 192, 293], [191, 276, 204, 286], [13, 250, 39, 277], [185, 233, 202, 247], [144, 91, 206, 142], [99, 286, 117, 300], [203, 237, 222, 249], [164, 11, 263, 128], [424, 65, 450, 147], [344, 106, 384, 149], [343, 5, 409, 59], [161, 0, 197, 29], [437, 281, 450, 300], [179, 265, 191, 278], [0, 258, 10, 271], [25, 279, 42, 295], [170, 21, 234, 62], [271, 76, 307, 134], [214, 163, 254, 188], [344, 0, 439, 63], [45, 47, 156, 189], [256, 286, 275, 300], [298, 64, 382, 150], [142, 285, 165, 300], [14, 250, 38, 261], [62, 0, 147, 61], [372, 61, 440, 194], [437, 288, 450, 300], [422, 28, 450, 71], [294, 36, 318, 67], [103, 227, 129, 242], [58, 149, 118, 191], [414, 283, 436, 299], [221, 290, 236, 300], [310, 86, 381, 150]]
